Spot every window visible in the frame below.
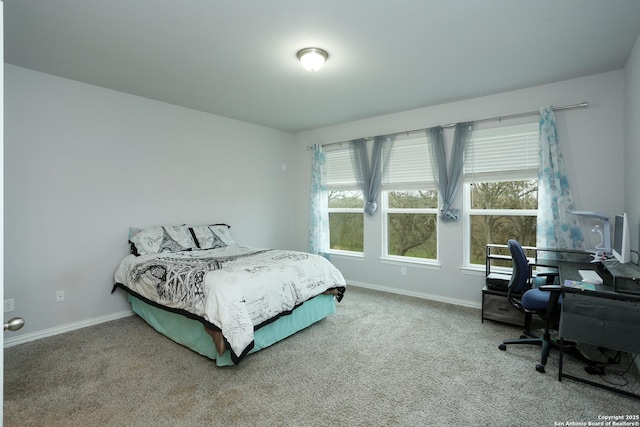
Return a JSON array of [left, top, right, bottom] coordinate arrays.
[[382, 135, 438, 261], [325, 147, 363, 253], [463, 122, 539, 266]]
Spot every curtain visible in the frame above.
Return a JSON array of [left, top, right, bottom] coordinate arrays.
[[428, 123, 473, 221], [308, 144, 329, 256], [350, 134, 395, 215], [536, 106, 584, 253], [349, 138, 369, 211]]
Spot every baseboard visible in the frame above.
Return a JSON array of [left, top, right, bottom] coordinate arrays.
[[4, 309, 134, 348], [347, 280, 482, 310]]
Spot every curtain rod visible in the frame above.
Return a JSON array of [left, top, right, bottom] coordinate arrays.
[[306, 102, 588, 150]]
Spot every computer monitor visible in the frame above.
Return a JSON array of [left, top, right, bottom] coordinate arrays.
[[612, 213, 630, 263]]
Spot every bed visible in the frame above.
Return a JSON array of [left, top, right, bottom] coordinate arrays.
[[112, 224, 346, 366]]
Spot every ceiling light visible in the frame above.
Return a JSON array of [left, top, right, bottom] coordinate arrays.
[[297, 48, 328, 72]]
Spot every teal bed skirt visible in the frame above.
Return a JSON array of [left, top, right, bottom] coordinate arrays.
[[128, 293, 336, 366]]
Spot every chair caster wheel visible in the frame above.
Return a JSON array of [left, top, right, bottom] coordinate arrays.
[[536, 364, 545, 373], [499, 344, 506, 351]]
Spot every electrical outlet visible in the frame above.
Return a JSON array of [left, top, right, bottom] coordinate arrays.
[[4, 299, 15, 313], [400, 267, 407, 276], [56, 291, 65, 303]]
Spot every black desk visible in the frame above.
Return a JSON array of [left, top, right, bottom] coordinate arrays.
[[558, 261, 640, 400]]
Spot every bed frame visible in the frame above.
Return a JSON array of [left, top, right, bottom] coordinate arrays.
[[127, 293, 337, 366]]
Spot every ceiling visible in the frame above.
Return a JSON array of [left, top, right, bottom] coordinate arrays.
[[5, 1, 640, 133]]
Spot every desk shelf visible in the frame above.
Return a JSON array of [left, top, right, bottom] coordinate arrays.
[[483, 244, 540, 327], [602, 260, 640, 294], [481, 286, 526, 327]]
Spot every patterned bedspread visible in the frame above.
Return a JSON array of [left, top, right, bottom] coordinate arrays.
[[114, 245, 346, 362]]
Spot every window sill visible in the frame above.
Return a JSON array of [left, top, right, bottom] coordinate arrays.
[[328, 250, 364, 260], [379, 256, 441, 270]]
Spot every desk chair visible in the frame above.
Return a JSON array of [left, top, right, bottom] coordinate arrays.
[[498, 239, 562, 373]]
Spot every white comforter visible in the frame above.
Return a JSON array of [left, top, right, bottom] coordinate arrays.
[[114, 245, 346, 359]]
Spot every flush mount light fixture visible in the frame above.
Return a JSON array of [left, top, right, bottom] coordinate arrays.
[[297, 47, 328, 72]]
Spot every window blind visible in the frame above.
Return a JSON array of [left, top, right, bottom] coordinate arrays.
[[325, 147, 358, 188], [464, 122, 539, 182], [382, 136, 436, 190]]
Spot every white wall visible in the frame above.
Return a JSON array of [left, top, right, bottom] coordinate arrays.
[[293, 71, 625, 306], [4, 65, 296, 339], [624, 33, 640, 256]]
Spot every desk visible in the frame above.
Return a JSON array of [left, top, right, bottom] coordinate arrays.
[[558, 261, 640, 400]]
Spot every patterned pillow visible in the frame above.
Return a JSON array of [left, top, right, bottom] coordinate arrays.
[[190, 225, 227, 250], [129, 225, 198, 255], [209, 224, 236, 246]]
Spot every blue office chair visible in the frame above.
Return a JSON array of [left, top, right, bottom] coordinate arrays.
[[498, 239, 562, 373]]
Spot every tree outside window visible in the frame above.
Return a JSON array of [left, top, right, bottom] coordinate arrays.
[[385, 190, 438, 259], [328, 190, 363, 252]]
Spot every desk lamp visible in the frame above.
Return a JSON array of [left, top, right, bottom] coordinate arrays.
[[590, 224, 606, 262], [572, 211, 611, 262]]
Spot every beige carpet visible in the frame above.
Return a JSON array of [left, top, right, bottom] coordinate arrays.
[[4, 286, 639, 426]]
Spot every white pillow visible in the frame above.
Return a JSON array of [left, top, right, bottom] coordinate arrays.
[[129, 225, 197, 255], [190, 225, 227, 250], [209, 224, 236, 246]]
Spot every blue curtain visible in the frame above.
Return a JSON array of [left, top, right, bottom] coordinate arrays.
[[536, 106, 584, 252], [350, 134, 395, 215], [309, 144, 329, 256], [428, 123, 473, 222]]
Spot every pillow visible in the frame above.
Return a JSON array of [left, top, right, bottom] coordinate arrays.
[[190, 225, 227, 250], [129, 227, 143, 240], [209, 224, 236, 246], [129, 225, 197, 255]]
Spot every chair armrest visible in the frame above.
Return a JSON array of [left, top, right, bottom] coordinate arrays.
[[538, 284, 563, 292], [536, 272, 559, 285], [538, 284, 564, 315]]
